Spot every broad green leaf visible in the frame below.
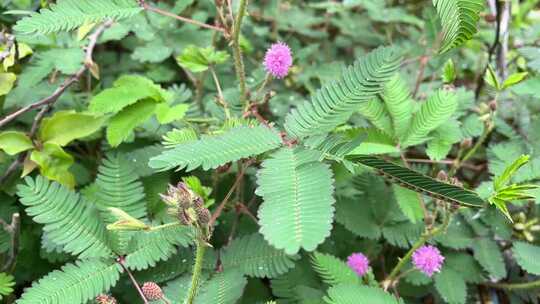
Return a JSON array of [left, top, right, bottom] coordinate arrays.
[[154, 103, 189, 124], [176, 45, 230, 73], [257, 147, 335, 255], [392, 184, 424, 223], [347, 155, 485, 207], [0, 72, 16, 96], [195, 268, 247, 304], [39, 110, 105, 146], [30, 143, 75, 187], [512, 242, 540, 275], [434, 267, 466, 304], [89, 75, 168, 114], [0, 131, 33, 155], [348, 128, 399, 155], [502, 72, 528, 89], [106, 99, 159, 147]]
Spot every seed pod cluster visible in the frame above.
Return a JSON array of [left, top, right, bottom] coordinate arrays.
[[160, 182, 212, 231]]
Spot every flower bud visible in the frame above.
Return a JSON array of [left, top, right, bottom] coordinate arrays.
[[96, 294, 117, 304], [141, 282, 164, 301]]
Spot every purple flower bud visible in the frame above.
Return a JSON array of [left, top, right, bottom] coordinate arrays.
[[347, 252, 369, 277], [263, 42, 293, 79], [412, 245, 445, 277]]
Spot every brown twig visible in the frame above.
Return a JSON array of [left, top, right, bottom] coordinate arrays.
[[208, 162, 249, 228], [1, 213, 20, 273], [139, 1, 226, 33], [117, 257, 149, 304]]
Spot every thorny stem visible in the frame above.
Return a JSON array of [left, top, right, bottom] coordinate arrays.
[[117, 257, 149, 304], [184, 237, 207, 304], [208, 162, 248, 228], [231, 0, 249, 110], [383, 214, 451, 290], [210, 66, 230, 119], [1, 213, 20, 273]]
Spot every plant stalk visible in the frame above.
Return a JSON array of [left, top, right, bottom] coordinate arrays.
[[231, 0, 249, 109], [184, 237, 207, 304]]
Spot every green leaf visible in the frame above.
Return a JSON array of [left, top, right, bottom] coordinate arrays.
[[39, 110, 105, 146], [149, 125, 282, 171], [357, 98, 394, 135], [0, 273, 14, 300], [221, 233, 299, 278], [432, 0, 484, 53], [324, 284, 404, 304], [402, 89, 458, 147], [392, 184, 424, 223], [347, 155, 485, 207], [194, 268, 247, 304], [285, 47, 402, 139], [17, 260, 121, 304], [311, 252, 361, 286], [434, 267, 467, 304], [347, 128, 399, 155], [484, 65, 500, 90], [472, 238, 507, 279], [30, 143, 75, 187], [13, 0, 142, 34], [155, 103, 189, 124], [502, 72, 528, 89], [494, 155, 530, 191], [0, 131, 33, 155], [17, 176, 113, 258], [89, 75, 168, 115], [106, 99, 159, 147], [442, 59, 456, 83], [176, 45, 230, 73], [381, 74, 413, 139], [257, 147, 335, 254], [426, 121, 462, 161], [512, 242, 540, 275], [0, 72, 16, 96]]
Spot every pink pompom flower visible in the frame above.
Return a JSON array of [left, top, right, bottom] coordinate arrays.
[[347, 252, 370, 277], [412, 245, 445, 277], [263, 42, 293, 79]]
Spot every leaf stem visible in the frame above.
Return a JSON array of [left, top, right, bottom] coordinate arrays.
[[231, 0, 249, 110], [184, 237, 207, 304], [485, 279, 540, 290], [117, 257, 149, 304]]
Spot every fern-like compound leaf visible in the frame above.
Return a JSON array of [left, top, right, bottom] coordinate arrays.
[[347, 155, 485, 207], [512, 242, 540, 275], [381, 74, 413, 140], [402, 89, 458, 147], [324, 284, 404, 304], [221, 233, 299, 278], [149, 125, 282, 171], [284, 47, 402, 139], [0, 273, 14, 300], [434, 268, 467, 304], [14, 0, 142, 35], [256, 148, 335, 255], [194, 269, 247, 304], [311, 252, 361, 286], [124, 224, 194, 270], [17, 259, 122, 304], [432, 0, 484, 53], [95, 153, 147, 223], [17, 176, 113, 258]]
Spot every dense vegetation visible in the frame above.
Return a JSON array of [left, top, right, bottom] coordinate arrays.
[[1, 0, 540, 303]]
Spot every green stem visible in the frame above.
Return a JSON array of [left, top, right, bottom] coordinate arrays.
[[485, 279, 540, 290], [231, 0, 248, 110], [184, 237, 207, 304]]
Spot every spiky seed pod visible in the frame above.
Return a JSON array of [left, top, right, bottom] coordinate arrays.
[[141, 282, 164, 301], [95, 294, 117, 304], [196, 206, 211, 225]]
